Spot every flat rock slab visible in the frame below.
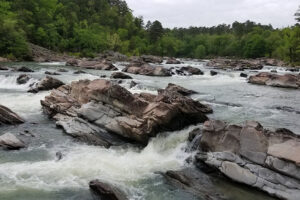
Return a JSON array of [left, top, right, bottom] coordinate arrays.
[[268, 140, 300, 166]]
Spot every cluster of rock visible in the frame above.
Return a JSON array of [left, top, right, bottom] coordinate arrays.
[[189, 120, 300, 200], [0, 105, 25, 150], [66, 58, 118, 71], [249, 72, 300, 89], [41, 80, 212, 146], [129, 55, 163, 64], [206, 58, 280, 70]]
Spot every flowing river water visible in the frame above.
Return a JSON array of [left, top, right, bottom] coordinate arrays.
[[0, 61, 299, 200]]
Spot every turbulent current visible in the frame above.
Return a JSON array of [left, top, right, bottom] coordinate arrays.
[[0, 61, 299, 200]]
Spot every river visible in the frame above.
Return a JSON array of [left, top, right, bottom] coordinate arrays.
[[0, 60, 299, 200]]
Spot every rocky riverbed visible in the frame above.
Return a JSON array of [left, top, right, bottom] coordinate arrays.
[[0, 57, 299, 200]]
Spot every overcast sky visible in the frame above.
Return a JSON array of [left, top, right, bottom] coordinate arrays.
[[126, 0, 299, 28]]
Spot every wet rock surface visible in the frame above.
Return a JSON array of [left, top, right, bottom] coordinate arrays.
[[210, 70, 218, 76], [17, 74, 30, 84], [0, 105, 25, 125], [0, 65, 9, 70], [45, 71, 61, 75], [16, 66, 34, 72], [28, 76, 64, 93], [41, 79, 211, 146], [66, 59, 118, 71], [180, 66, 204, 75], [110, 72, 132, 79], [240, 73, 248, 78], [162, 168, 225, 200], [165, 83, 197, 96], [89, 180, 128, 200], [0, 133, 25, 150], [193, 120, 300, 200], [166, 58, 181, 64], [123, 63, 171, 77], [248, 72, 300, 89], [206, 58, 281, 70]]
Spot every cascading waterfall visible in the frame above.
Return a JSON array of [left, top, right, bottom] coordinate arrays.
[[0, 75, 36, 90]]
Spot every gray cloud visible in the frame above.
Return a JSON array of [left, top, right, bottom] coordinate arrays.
[[126, 0, 299, 28]]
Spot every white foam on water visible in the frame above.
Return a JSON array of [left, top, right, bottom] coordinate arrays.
[[0, 126, 194, 193], [0, 75, 37, 90], [0, 92, 48, 118], [39, 62, 66, 66]]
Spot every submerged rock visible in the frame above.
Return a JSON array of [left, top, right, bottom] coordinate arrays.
[[123, 63, 171, 77], [210, 70, 218, 76], [180, 66, 204, 75], [129, 81, 137, 88], [240, 73, 248, 78], [162, 168, 225, 200], [195, 120, 300, 200], [45, 71, 61, 75], [17, 74, 30, 84], [73, 70, 86, 74], [57, 69, 68, 72], [0, 133, 25, 150], [0, 105, 24, 125], [28, 76, 64, 93], [248, 72, 300, 89], [110, 72, 132, 79], [89, 180, 128, 200], [41, 79, 211, 146]]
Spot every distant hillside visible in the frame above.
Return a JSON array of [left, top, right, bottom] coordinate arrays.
[[0, 0, 299, 64]]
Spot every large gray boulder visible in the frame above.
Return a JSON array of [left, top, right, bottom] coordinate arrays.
[[0, 133, 25, 150], [194, 120, 300, 200], [28, 76, 64, 93], [248, 72, 300, 89], [41, 79, 211, 146]]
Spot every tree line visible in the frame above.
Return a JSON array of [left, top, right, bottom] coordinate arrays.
[[0, 0, 299, 64]]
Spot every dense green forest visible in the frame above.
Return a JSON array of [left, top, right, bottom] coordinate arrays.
[[0, 0, 300, 64]]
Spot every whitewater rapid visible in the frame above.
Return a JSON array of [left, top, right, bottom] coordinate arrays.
[[0, 61, 299, 200]]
